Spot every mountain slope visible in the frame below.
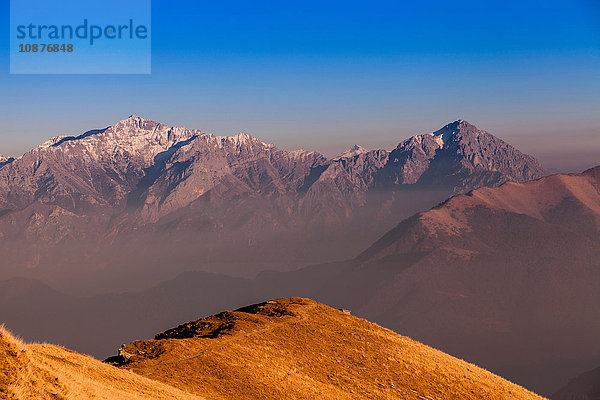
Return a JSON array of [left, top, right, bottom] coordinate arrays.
[[0, 326, 203, 399], [359, 165, 600, 261], [108, 297, 545, 400], [553, 365, 600, 400]]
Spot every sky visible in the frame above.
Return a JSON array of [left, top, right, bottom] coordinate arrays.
[[0, 0, 599, 172]]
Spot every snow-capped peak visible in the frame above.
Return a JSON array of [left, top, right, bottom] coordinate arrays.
[[111, 115, 162, 131], [335, 145, 368, 160], [214, 132, 273, 150], [232, 132, 253, 143], [426, 131, 446, 148], [38, 135, 70, 149]]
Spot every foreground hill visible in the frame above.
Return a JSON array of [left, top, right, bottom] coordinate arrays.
[[0, 117, 546, 293], [0, 326, 203, 399], [108, 297, 544, 400]]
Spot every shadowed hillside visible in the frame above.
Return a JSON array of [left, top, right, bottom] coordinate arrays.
[[553, 365, 600, 400]]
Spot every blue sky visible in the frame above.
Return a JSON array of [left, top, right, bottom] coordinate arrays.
[[1, 0, 599, 171]]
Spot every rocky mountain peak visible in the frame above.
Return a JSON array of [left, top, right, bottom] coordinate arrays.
[[382, 120, 548, 188], [109, 115, 171, 138], [117, 114, 161, 129], [228, 132, 263, 145], [432, 119, 485, 142], [335, 144, 368, 159], [395, 119, 479, 154], [0, 155, 13, 167]]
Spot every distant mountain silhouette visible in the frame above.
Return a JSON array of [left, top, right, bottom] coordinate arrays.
[[553, 365, 600, 400]]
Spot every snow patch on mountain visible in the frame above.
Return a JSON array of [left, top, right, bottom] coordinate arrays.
[[216, 132, 274, 150], [335, 145, 368, 159], [39, 136, 70, 149], [0, 155, 13, 167], [423, 132, 446, 148]]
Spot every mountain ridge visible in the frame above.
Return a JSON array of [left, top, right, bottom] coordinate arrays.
[[358, 165, 600, 262]]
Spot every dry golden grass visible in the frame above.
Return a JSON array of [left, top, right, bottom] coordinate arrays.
[[114, 298, 547, 400], [0, 325, 203, 399]]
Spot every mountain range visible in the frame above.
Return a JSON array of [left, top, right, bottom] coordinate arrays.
[[0, 116, 547, 293]]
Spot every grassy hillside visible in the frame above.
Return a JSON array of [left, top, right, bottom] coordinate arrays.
[[111, 297, 546, 400], [0, 326, 203, 399]]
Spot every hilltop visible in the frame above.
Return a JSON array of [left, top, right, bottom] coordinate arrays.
[[108, 297, 545, 400]]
